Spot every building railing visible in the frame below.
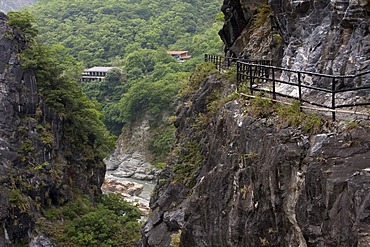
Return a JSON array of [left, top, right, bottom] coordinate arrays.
[[205, 54, 370, 121]]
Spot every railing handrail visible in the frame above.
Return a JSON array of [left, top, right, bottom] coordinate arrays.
[[205, 54, 370, 78], [238, 60, 370, 79], [205, 54, 370, 121]]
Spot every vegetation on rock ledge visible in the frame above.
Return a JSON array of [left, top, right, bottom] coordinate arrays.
[[12, 11, 115, 159], [39, 193, 142, 247]]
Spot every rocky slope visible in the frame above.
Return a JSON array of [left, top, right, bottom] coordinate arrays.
[[0, 0, 37, 13], [105, 114, 158, 181], [0, 12, 105, 246], [103, 114, 161, 215], [219, 0, 370, 76], [142, 1, 370, 246], [142, 63, 370, 246]]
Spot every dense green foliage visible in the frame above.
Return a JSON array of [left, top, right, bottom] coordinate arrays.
[[80, 69, 128, 135], [25, 0, 226, 141], [21, 41, 114, 159], [7, 11, 38, 38], [40, 194, 142, 247], [8, 11, 114, 162], [27, 0, 223, 67], [148, 123, 176, 164], [80, 48, 188, 136], [24, 0, 224, 164]]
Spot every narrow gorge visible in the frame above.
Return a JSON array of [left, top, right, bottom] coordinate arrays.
[[0, 0, 369, 245]]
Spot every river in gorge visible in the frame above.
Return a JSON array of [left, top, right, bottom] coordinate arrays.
[[104, 171, 156, 212]]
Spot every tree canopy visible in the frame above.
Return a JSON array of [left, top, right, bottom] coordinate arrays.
[[27, 0, 223, 67], [7, 11, 38, 39], [18, 27, 114, 160], [24, 0, 224, 163]]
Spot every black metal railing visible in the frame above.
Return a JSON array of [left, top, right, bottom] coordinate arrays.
[[204, 54, 234, 71], [205, 54, 370, 121], [204, 54, 272, 71]]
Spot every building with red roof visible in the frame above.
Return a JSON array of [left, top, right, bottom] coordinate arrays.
[[167, 51, 191, 63]]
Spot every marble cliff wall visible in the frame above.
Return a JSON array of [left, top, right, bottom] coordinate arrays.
[[0, 12, 105, 246], [142, 73, 370, 246], [140, 0, 370, 246], [219, 0, 370, 77]]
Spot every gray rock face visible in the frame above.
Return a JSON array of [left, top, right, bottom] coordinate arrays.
[[29, 234, 55, 247], [142, 72, 370, 246], [276, 0, 369, 77], [0, 14, 105, 245], [220, 0, 370, 78], [219, 0, 249, 52], [0, 14, 31, 166], [105, 117, 158, 181], [0, 14, 44, 245], [107, 152, 155, 180]]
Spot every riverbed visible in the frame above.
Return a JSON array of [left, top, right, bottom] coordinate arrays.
[[105, 171, 156, 204]]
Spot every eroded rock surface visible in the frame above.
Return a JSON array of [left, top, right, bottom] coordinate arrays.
[[220, 0, 370, 77], [102, 176, 144, 197], [0, 13, 105, 245], [105, 117, 159, 181], [141, 71, 370, 246]]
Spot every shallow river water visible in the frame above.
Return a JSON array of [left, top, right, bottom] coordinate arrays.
[[105, 171, 156, 202]]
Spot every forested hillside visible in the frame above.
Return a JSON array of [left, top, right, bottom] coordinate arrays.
[[25, 0, 224, 166], [2, 0, 225, 245], [28, 0, 223, 67], [0, 11, 148, 246]]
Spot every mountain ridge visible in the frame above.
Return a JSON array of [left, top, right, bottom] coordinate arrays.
[[0, 0, 37, 13]]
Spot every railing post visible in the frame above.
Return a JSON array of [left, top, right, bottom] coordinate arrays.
[[205, 54, 208, 62], [219, 56, 222, 71], [298, 72, 302, 112], [272, 67, 276, 100], [331, 77, 336, 121], [243, 64, 246, 85], [249, 64, 254, 95], [237, 62, 240, 87], [265, 61, 269, 78]]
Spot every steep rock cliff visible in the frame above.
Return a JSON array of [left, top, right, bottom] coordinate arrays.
[[220, 0, 370, 77], [142, 65, 370, 246], [0, 13, 105, 246], [142, 1, 370, 246], [105, 114, 156, 180]]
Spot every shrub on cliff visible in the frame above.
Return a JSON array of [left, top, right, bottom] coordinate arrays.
[[7, 11, 38, 39], [41, 194, 142, 247], [8, 10, 115, 158], [20, 40, 114, 159]]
